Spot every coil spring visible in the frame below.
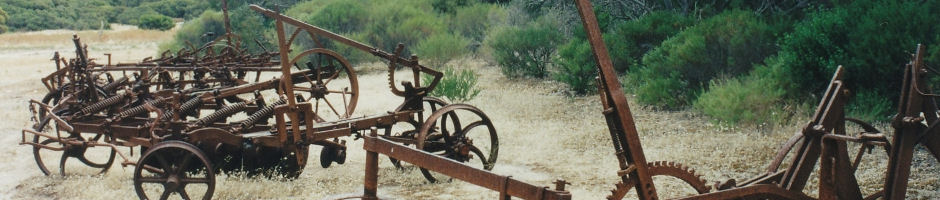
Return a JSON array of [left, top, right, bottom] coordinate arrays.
[[101, 76, 129, 92], [116, 98, 168, 119], [162, 96, 203, 121], [80, 92, 127, 115], [239, 99, 286, 130], [195, 102, 248, 126]]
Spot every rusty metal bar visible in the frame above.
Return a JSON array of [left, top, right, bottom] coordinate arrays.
[[362, 130, 570, 200], [573, 0, 657, 199]]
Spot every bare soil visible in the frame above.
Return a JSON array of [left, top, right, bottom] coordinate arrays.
[[0, 27, 937, 199]]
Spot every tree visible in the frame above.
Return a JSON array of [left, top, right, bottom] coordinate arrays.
[[138, 14, 174, 31]]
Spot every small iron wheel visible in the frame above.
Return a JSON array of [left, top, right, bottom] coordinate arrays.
[[384, 97, 448, 169], [415, 104, 498, 183], [134, 141, 215, 200]]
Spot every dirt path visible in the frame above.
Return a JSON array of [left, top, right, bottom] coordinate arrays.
[[0, 28, 937, 199]]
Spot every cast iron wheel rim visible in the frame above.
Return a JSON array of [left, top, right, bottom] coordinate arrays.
[[134, 141, 215, 200], [289, 48, 359, 122], [32, 86, 116, 176], [415, 104, 499, 183], [384, 97, 449, 169]]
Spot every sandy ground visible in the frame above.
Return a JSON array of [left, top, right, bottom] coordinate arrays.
[[0, 27, 938, 199]]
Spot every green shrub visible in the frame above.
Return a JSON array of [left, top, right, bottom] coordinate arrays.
[[416, 33, 470, 67], [486, 22, 563, 78], [0, 6, 8, 33], [632, 10, 774, 109], [553, 39, 597, 95], [774, 0, 940, 115], [138, 14, 174, 31], [846, 90, 893, 122], [694, 61, 787, 125], [605, 11, 695, 73], [307, 1, 368, 33], [423, 67, 482, 103], [452, 3, 493, 43], [634, 67, 687, 108], [159, 10, 225, 53], [365, 1, 444, 54], [432, 0, 473, 14], [1, 0, 113, 31]]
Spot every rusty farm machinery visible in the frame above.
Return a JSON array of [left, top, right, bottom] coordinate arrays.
[[16, 0, 940, 199], [20, 3, 499, 199]]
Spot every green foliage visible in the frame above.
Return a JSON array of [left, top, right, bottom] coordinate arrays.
[[308, 1, 368, 33], [632, 10, 774, 109], [365, 1, 444, 55], [432, 0, 473, 14], [486, 22, 563, 78], [415, 33, 470, 67], [774, 0, 940, 111], [0, 6, 8, 33], [1, 0, 113, 31], [138, 14, 174, 31], [605, 11, 695, 73], [423, 68, 482, 103], [553, 39, 597, 95], [846, 90, 893, 122], [694, 60, 787, 125], [159, 10, 225, 53], [452, 3, 493, 43]]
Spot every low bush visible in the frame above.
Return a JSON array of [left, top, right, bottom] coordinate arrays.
[[0, 6, 8, 33], [632, 10, 774, 109], [424, 67, 482, 103], [486, 22, 563, 78], [452, 3, 493, 43], [415, 33, 470, 68], [554, 39, 597, 95], [694, 61, 787, 125], [138, 14, 174, 31], [846, 90, 893, 122], [159, 10, 225, 53], [773, 0, 940, 118], [605, 11, 695, 73]]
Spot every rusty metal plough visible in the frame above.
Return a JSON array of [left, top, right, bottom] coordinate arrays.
[[20, 2, 500, 199]]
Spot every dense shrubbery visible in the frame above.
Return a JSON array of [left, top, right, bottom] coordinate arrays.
[[694, 58, 787, 125], [631, 10, 774, 109], [415, 33, 470, 67], [0, 0, 210, 32], [1, 0, 114, 31], [159, 11, 225, 53], [605, 11, 695, 73], [0, 7, 8, 33], [138, 14, 174, 31], [772, 0, 940, 119], [486, 22, 563, 78], [424, 67, 482, 103], [553, 39, 597, 95], [452, 4, 493, 43]]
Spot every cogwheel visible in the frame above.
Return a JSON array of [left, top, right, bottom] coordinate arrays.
[[607, 161, 711, 200]]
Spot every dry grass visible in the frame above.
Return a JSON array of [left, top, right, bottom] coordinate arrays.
[[0, 28, 938, 199]]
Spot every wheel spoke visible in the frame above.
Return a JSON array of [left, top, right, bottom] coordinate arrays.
[[154, 153, 172, 173], [181, 177, 212, 184], [178, 152, 195, 172], [320, 97, 342, 118], [137, 177, 168, 183], [177, 186, 191, 200], [159, 188, 172, 200], [468, 144, 493, 169]]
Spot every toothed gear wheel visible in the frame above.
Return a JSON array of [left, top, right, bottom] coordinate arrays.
[[607, 161, 711, 200]]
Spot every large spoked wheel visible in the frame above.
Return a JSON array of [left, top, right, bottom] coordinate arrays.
[[415, 104, 498, 183], [33, 85, 116, 176], [290, 48, 358, 122], [383, 97, 448, 169], [134, 141, 215, 200]]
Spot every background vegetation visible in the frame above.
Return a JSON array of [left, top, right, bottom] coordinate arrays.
[[5, 0, 939, 126]]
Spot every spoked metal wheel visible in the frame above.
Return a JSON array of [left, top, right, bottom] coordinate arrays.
[[290, 48, 358, 122], [415, 104, 498, 183], [33, 85, 116, 176], [134, 141, 215, 200], [383, 97, 448, 169]]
